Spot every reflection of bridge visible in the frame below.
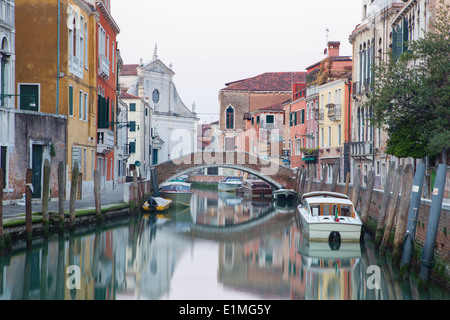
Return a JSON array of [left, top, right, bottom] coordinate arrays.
[[154, 152, 296, 189], [187, 210, 296, 242]]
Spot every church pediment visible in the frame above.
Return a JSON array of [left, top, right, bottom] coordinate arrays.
[[143, 60, 175, 76]]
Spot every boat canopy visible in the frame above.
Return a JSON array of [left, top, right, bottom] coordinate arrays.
[[301, 191, 349, 201]]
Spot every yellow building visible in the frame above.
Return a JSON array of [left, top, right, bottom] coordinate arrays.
[[317, 79, 351, 183], [15, 0, 98, 199], [64, 0, 98, 196]]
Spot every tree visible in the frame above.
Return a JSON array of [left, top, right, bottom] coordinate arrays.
[[367, 1, 450, 159]]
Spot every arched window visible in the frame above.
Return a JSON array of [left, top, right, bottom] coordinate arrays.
[[1, 37, 9, 107], [226, 106, 234, 129], [357, 107, 361, 141]]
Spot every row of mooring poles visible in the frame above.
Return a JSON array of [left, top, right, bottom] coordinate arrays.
[[374, 162, 448, 289], [293, 161, 448, 289], [0, 160, 106, 252]]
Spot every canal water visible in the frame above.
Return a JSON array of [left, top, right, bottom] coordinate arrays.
[[0, 187, 448, 300]]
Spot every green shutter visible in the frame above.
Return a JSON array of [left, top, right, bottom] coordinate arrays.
[[129, 142, 136, 154], [130, 103, 136, 112], [69, 86, 73, 115], [129, 121, 136, 132], [20, 84, 39, 111]]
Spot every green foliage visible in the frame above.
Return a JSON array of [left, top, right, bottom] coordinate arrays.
[[367, 1, 450, 158]]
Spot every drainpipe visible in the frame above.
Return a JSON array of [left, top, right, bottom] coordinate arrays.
[[56, 0, 60, 114]]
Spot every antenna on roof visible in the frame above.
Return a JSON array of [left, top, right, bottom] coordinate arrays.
[[324, 28, 330, 55]]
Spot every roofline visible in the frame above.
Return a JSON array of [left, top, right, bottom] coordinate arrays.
[[96, 1, 120, 34]]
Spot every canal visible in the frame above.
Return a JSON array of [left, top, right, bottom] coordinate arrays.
[[0, 187, 448, 300]]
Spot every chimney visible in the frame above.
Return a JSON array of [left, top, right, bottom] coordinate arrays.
[[327, 41, 341, 57]]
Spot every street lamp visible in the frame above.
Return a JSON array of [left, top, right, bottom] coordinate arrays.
[[0, 93, 36, 108]]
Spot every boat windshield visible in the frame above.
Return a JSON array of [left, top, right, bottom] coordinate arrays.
[[162, 185, 191, 192], [308, 203, 354, 217]]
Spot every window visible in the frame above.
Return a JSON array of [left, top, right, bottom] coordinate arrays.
[[266, 115, 274, 124], [1, 146, 6, 189], [321, 128, 324, 147], [69, 86, 73, 116], [79, 90, 83, 119], [256, 115, 260, 124], [129, 103, 136, 112], [19, 84, 39, 111], [152, 89, 160, 104], [129, 121, 136, 132], [85, 22, 88, 69], [226, 106, 234, 129], [129, 141, 136, 154], [1, 37, 10, 107], [301, 109, 305, 124], [84, 93, 88, 121], [112, 42, 115, 73], [328, 127, 331, 146], [338, 124, 341, 145]]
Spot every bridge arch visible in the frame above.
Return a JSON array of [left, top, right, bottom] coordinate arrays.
[[154, 151, 296, 190]]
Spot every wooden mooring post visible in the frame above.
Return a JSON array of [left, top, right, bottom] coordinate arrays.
[[57, 161, 65, 231], [360, 170, 375, 225], [25, 168, 33, 247], [400, 163, 425, 279], [42, 159, 51, 238], [94, 170, 101, 222], [319, 167, 327, 191], [419, 164, 448, 289], [307, 164, 314, 193], [392, 164, 414, 265], [351, 168, 361, 208], [380, 164, 404, 256], [344, 172, 350, 197], [69, 162, 79, 230], [375, 162, 396, 248], [299, 168, 308, 196], [330, 160, 339, 192]]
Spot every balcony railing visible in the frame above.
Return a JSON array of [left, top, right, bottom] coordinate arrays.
[[350, 141, 373, 160], [326, 103, 341, 121], [98, 54, 110, 79], [314, 109, 324, 122], [97, 129, 114, 154]]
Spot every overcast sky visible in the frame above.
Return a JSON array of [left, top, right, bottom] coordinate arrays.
[[112, 0, 363, 124]]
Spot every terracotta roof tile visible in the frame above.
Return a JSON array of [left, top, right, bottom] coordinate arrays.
[[222, 72, 306, 92], [120, 91, 141, 99], [121, 64, 139, 76]]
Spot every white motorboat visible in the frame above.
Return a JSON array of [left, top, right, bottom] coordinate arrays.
[[218, 177, 242, 193], [297, 191, 362, 242]]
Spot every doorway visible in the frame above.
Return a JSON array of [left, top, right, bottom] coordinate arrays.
[[32, 144, 43, 198]]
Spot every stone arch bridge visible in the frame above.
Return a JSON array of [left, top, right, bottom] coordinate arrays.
[[153, 151, 296, 189]]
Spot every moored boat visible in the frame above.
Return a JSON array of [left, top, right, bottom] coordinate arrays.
[[142, 197, 172, 212], [272, 187, 297, 202], [218, 176, 242, 193], [242, 180, 272, 198], [160, 181, 192, 207], [297, 191, 362, 242]]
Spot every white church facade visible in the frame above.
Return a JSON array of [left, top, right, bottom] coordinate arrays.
[[120, 48, 198, 166]]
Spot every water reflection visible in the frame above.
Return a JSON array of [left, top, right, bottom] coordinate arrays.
[[0, 188, 448, 300]]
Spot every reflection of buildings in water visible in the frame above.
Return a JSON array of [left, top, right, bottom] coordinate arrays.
[[122, 218, 187, 300], [285, 225, 362, 300], [192, 188, 274, 227], [217, 232, 290, 298]]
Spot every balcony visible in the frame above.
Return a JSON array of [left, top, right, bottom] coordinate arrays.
[[350, 141, 373, 160], [98, 54, 110, 79], [97, 129, 114, 154], [314, 109, 324, 123], [326, 103, 341, 121]]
